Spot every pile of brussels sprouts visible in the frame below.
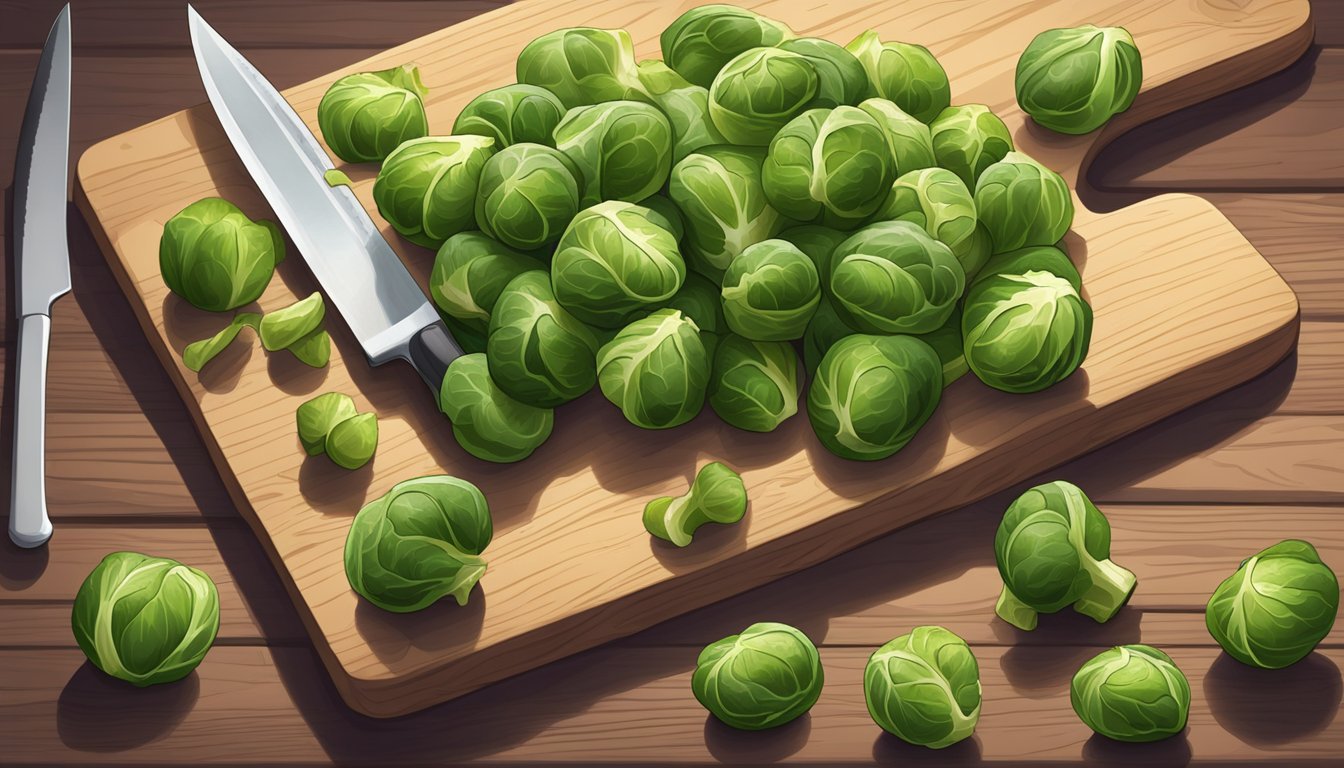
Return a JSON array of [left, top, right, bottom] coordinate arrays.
[[304, 5, 1149, 464]]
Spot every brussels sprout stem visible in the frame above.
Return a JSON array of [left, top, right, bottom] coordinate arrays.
[[1073, 557, 1137, 623], [445, 556, 488, 607], [995, 586, 1038, 631]]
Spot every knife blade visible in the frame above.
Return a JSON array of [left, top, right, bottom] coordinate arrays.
[[187, 5, 461, 392], [9, 4, 71, 548]]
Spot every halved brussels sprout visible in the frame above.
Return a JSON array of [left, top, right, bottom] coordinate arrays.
[[638, 60, 728, 165], [763, 106, 896, 227], [452, 83, 567, 148], [429, 232, 544, 336], [721, 239, 820, 341], [777, 37, 867, 108], [551, 200, 686, 328], [846, 31, 950, 123], [1017, 25, 1143, 135], [871, 167, 988, 278], [553, 101, 674, 206], [865, 626, 981, 748], [808, 333, 942, 461], [929, 104, 1014, 189], [325, 412, 378, 470], [373, 135, 496, 249], [439, 353, 554, 463], [488, 270, 598, 407], [1071, 645, 1190, 742], [516, 27, 651, 108], [974, 151, 1074, 253], [709, 47, 819, 145], [661, 5, 794, 88], [160, 197, 283, 312], [295, 392, 358, 456], [668, 145, 786, 281], [644, 461, 747, 546], [829, 220, 964, 335], [475, 143, 583, 251], [317, 64, 429, 162], [856, 98, 937, 176], [692, 622, 823, 730], [597, 308, 710, 429]]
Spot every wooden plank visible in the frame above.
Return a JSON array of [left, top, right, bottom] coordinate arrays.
[[2, 645, 1341, 764], [1314, 0, 1344, 45]]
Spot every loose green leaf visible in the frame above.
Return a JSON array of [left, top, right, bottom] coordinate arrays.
[[181, 312, 261, 372], [323, 169, 353, 188], [289, 328, 331, 368], [259, 292, 326, 352], [325, 412, 379, 470]]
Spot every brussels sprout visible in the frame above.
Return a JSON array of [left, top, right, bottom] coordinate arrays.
[[865, 626, 980, 748], [160, 198, 284, 312], [452, 84, 566, 148], [778, 224, 847, 291], [856, 98, 937, 176], [517, 27, 651, 109], [429, 232, 545, 336], [763, 107, 896, 227], [846, 31, 950, 123], [475, 143, 583, 250], [552, 201, 685, 328], [296, 392, 358, 456], [661, 5, 794, 88], [72, 551, 220, 686], [487, 270, 598, 407], [597, 308, 710, 429], [915, 304, 968, 387], [553, 101, 674, 206], [871, 167, 988, 278], [372, 135, 496, 249], [638, 193, 687, 242], [1071, 645, 1190, 742], [289, 329, 331, 368], [692, 622, 822, 730], [344, 475, 492, 612], [1206, 539, 1339, 669], [929, 104, 1014, 189], [636, 58, 694, 93], [963, 246, 1091, 393], [669, 145, 786, 280], [439, 353, 554, 462], [974, 151, 1074, 253], [829, 221, 964, 335], [1017, 25, 1143, 135], [709, 335, 801, 432], [638, 61, 729, 165], [808, 334, 942, 461], [994, 481, 1136, 630], [777, 37, 867, 108], [317, 64, 429, 163], [181, 312, 261, 372], [802, 295, 854, 374], [444, 314, 489, 355], [325, 412, 378, 470], [666, 272, 726, 355], [259, 292, 325, 352], [644, 461, 747, 546], [709, 47, 819, 146], [721, 239, 820, 341]]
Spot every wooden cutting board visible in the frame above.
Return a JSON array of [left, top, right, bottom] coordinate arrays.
[[75, 0, 1307, 717]]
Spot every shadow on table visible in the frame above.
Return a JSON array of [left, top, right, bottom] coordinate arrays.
[[873, 732, 982, 764], [1204, 651, 1342, 745], [1081, 731, 1192, 768], [57, 663, 199, 751], [704, 713, 810, 763]]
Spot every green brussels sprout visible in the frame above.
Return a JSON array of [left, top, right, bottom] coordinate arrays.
[[475, 143, 583, 251], [1017, 25, 1143, 135], [429, 232, 545, 336], [1071, 645, 1190, 742], [552, 201, 685, 328], [828, 221, 964, 335], [929, 104, 1014, 189], [692, 622, 822, 730], [444, 314, 488, 355], [317, 64, 429, 163], [296, 392, 358, 456], [71, 551, 220, 686], [708, 47, 819, 146], [763, 107, 896, 226], [668, 145, 786, 281], [1206, 540, 1339, 669], [344, 475, 492, 612], [974, 151, 1074, 253], [181, 312, 261, 372], [259, 292, 324, 352], [709, 335, 801, 432], [644, 461, 747, 546], [638, 60, 729, 165], [962, 246, 1091, 393], [372, 135, 496, 249], [802, 295, 855, 374], [553, 101, 674, 206], [846, 31, 950, 123], [721, 239, 820, 341], [439, 353, 554, 463], [597, 308, 710, 429], [516, 27, 651, 109], [487, 270, 598, 407], [777, 224, 847, 292], [160, 198, 284, 312], [288, 329, 331, 368], [871, 167, 988, 278], [638, 193, 687, 242], [865, 626, 980, 748], [666, 271, 726, 355], [994, 480, 1137, 631], [777, 37, 867, 108], [325, 412, 378, 470], [661, 5, 794, 89], [452, 84, 566, 148], [636, 58, 693, 93], [856, 98, 937, 176], [914, 304, 968, 387], [808, 334, 942, 461]]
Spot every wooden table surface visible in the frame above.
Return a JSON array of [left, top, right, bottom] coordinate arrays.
[[1, 1, 1341, 765]]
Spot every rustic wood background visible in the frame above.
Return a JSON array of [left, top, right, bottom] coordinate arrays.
[[1, 0, 1342, 764]]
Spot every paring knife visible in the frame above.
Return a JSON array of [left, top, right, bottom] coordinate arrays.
[[187, 5, 462, 394], [10, 5, 72, 549]]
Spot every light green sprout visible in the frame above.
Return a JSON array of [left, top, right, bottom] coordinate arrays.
[[720, 239, 820, 341], [516, 27, 651, 108], [1071, 645, 1190, 742], [864, 626, 981, 748], [709, 334, 801, 432], [643, 461, 747, 546], [596, 308, 710, 430], [439, 353, 554, 463], [1017, 25, 1143, 135], [708, 47, 819, 146], [692, 622, 823, 730], [846, 31, 950, 123], [317, 64, 429, 162], [661, 5, 793, 88], [929, 104, 1014, 189], [373, 135, 497, 248], [452, 84, 567, 148]]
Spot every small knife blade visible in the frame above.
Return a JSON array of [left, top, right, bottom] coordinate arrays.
[[187, 5, 461, 390]]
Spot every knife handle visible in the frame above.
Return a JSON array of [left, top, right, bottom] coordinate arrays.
[[406, 318, 464, 395], [9, 313, 53, 548]]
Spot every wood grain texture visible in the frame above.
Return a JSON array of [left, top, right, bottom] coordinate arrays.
[[73, 0, 1308, 716]]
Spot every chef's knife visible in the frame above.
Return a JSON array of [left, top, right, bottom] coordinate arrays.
[[9, 5, 71, 549], [187, 6, 461, 394]]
